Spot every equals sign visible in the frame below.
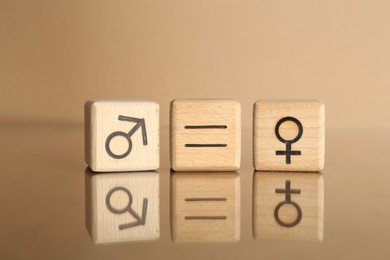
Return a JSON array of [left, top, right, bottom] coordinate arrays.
[[184, 197, 227, 220], [184, 125, 228, 148]]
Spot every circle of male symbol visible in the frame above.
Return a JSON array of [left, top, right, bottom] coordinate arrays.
[[105, 186, 133, 214], [105, 115, 148, 159], [275, 117, 303, 164], [274, 180, 302, 228], [105, 131, 133, 159]]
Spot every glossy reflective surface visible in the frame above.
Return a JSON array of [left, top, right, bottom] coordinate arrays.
[[1, 125, 390, 259]]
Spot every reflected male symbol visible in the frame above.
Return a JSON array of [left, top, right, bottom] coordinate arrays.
[[105, 186, 148, 230], [105, 115, 148, 159]]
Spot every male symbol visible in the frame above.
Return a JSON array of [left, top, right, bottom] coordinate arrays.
[[274, 180, 302, 228], [275, 117, 303, 164], [105, 115, 148, 159], [105, 186, 148, 230]]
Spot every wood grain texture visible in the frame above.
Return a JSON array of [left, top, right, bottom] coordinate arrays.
[[253, 172, 324, 241], [85, 100, 159, 172], [170, 99, 241, 171], [85, 169, 159, 244], [171, 172, 240, 242], [253, 100, 325, 172]]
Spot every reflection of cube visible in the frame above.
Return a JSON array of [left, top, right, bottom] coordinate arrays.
[[85, 100, 159, 172], [253, 172, 324, 241], [170, 99, 241, 171], [85, 169, 159, 244], [253, 100, 325, 171], [171, 172, 240, 242]]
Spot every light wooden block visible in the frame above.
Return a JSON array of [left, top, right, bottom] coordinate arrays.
[[85, 169, 159, 244], [85, 100, 159, 172], [171, 172, 240, 242], [253, 172, 324, 241], [253, 100, 325, 172], [170, 99, 241, 171]]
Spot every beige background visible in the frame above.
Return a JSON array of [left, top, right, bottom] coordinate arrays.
[[1, 2, 390, 258], [1, 0, 389, 128]]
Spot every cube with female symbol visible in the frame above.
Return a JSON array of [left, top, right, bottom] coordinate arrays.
[[253, 100, 325, 172], [253, 171, 324, 241], [85, 100, 159, 172]]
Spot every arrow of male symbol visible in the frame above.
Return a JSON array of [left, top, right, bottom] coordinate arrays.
[[118, 115, 148, 145], [118, 198, 148, 230]]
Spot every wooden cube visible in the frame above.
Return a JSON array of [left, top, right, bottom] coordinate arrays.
[[170, 99, 241, 171], [85, 169, 159, 244], [253, 172, 324, 241], [85, 100, 159, 172], [171, 172, 240, 242], [253, 100, 325, 172]]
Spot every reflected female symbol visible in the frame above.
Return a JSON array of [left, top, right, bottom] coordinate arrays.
[[105, 186, 148, 230], [274, 180, 302, 228], [275, 116, 303, 164]]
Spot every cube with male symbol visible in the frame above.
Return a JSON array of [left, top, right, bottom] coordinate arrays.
[[85, 169, 160, 244], [85, 100, 159, 172]]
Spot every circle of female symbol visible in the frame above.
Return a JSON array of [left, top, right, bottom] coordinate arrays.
[[274, 180, 302, 227], [275, 116, 303, 164], [105, 115, 148, 159], [105, 186, 148, 230]]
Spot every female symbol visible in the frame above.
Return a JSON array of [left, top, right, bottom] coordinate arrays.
[[275, 116, 303, 164], [274, 180, 302, 227]]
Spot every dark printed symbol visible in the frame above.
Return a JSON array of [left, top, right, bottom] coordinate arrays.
[[274, 180, 302, 228], [184, 197, 227, 220], [184, 125, 228, 148], [105, 186, 148, 230], [105, 115, 148, 159], [275, 117, 303, 164]]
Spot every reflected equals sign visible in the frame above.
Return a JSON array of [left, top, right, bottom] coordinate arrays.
[[184, 125, 228, 148], [184, 197, 227, 220]]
